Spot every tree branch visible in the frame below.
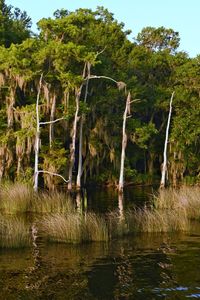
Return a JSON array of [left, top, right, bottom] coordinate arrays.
[[87, 75, 118, 84], [39, 117, 65, 125], [37, 170, 69, 183], [95, 47, 106, 59]]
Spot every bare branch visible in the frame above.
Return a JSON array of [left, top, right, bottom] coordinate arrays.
[[39, 117, 65, 126], [87, 75, 118, 84], [130, 99, 140, 104], [95, 46, 106, 59], [37, 170, 69, 183]]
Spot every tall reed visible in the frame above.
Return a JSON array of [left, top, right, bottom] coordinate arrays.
[[40, 212, 109, 243], [153, 187, 200, 220], [0, 182, 75, 214], [84, 213, 108, 241], [0, 215, 30, 248], [41, 213, 83, 243], [0, 182, 34, 214], [31, 191, 75, 214]]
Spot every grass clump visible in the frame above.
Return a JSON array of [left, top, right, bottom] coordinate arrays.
[[0, 182, 34, 214], [40, 212, 109, 243], [0, 182, 75, 214], [153, 187, 200, 220], [41, 213, 82, 243], [31, 191, 75, 214], [0, 215, 30, 248], [84, 213, 108, 241], [130, 207, 189, 233]]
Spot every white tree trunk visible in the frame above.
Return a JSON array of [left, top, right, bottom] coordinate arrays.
[[118, 92, 131, 193], [34, 74, 43, 192], [76, 76, 89, 189], [49, 94, 56, 148], [160, 91, 174, 189], [68, 86, 82, 190]]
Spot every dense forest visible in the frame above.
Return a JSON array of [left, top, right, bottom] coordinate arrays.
[[0, 0, 199, 190]]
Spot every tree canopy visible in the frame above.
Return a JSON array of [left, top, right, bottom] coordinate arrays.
[[0, 2, 199, 189]]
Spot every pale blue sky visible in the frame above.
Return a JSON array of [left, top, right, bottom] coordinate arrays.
[[7, 0, 200, 57]]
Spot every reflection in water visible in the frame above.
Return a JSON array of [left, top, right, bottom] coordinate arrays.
[[1, 230, 200, 299], [118, 193, 124, 221]]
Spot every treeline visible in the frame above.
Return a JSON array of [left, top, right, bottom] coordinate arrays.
[[0, 0, 199, 190]]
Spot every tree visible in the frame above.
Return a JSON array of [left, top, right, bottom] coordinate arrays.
[[136, 26, 180, 53], [0, 0, 31, 47], [160, 92, 174, 188]]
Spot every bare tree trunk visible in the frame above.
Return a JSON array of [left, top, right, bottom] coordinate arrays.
[[76, 64, 90, 189], [118, 92, 131, 193], [49, 94, 56, 148], [76, 114, 84, 189], [68, 86, 82, 190], [160, 92, 174, 189], [34, 74, 43, 192]]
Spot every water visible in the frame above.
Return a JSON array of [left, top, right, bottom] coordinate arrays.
[[1, 187, 200, 299], [77, 185, 155, 212]]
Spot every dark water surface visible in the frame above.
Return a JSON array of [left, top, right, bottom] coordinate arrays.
[[77, 185, 155, 212], [1, 187, 200, 299]]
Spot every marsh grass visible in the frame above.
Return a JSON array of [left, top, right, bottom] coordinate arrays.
[[153, 187, 200, 220], [0, 184, 199, 246], [41, 212, 108, 243], [41, 213, 82, 243], [31, 191, 75, 214], [0, 182, 75, 214], [0, 215, 30, 248], [130, 207, 189, 233], [0, 182, 34, 214], [84, 213, 108, 241]]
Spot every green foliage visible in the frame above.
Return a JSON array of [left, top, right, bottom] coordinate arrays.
[[130, 122, 158, 149], [0, 0, 31, 47], [136, 26, 180, 53], [0, 4, 199, 187]]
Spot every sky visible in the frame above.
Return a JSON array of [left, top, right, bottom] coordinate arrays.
[[6, 0, 200, 57]]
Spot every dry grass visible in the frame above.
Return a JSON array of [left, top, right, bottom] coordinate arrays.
[[31, 191, 75, 214], [0, 182, 75, 214], [153, 187, 200, 220], [40, 212, 109, 243], [130, 207, 189, 233], [84, 213, 108, 241], [0, 182, 34, 214], [0, 184, 199, 246], [41, 213, 83, 243], [0, 215, 30, 248]]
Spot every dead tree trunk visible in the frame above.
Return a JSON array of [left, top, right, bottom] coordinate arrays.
[[49, 94, 56, 148], [160, 91, 174, 189], [118, 92, 131, 193], [34, 74, 43, 192], [68, 86, 82, 190], [76, 63, 90, 189]]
